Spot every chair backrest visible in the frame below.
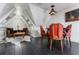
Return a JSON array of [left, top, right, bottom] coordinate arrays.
[[53, 24, 58, 36], [40, 26, 46, 37], [58, 23, 63, 40], [66, 24, 72, 30], [49, 23, 63, 40], [49, 24, 53, 40], [66, 24, 72, 37]]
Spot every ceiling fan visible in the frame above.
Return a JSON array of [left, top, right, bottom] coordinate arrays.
[[49, 5, 57, 15]]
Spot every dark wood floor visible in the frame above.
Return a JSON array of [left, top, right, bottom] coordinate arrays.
[[0, 37, 79, 55]]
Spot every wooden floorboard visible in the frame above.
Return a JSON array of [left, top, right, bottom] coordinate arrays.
[[0, 38, 79, 55]]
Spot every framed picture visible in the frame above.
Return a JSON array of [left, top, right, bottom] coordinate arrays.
[[65, 8, 79, 22]]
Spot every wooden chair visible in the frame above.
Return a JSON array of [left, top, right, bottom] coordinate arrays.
[[49, 23, 63, 52]]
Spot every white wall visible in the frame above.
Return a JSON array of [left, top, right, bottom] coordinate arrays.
[[46, 4, 79, 43]]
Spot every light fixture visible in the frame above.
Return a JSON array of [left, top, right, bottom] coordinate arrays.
[[49, 5, 57, 15]]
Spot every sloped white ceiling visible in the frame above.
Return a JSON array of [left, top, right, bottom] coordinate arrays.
[[30, 4, 45, 26], [32, 3, 76, 12], [14, 3, 35, 25], [0, 3, 36, 27], [0, 3, 14, 18], [0, 3, 76, 27], [0, 3, 7, 18]]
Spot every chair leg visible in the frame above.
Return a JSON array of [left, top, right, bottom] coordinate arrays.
[[60, 40, 63, 53], [69, 37, 71, 47], [48, 37, 50, 47], [63, 37, 65, 46], [41, 37, 43, 40], [66, 37, 68, 46], [50, 39, 53, 50]]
